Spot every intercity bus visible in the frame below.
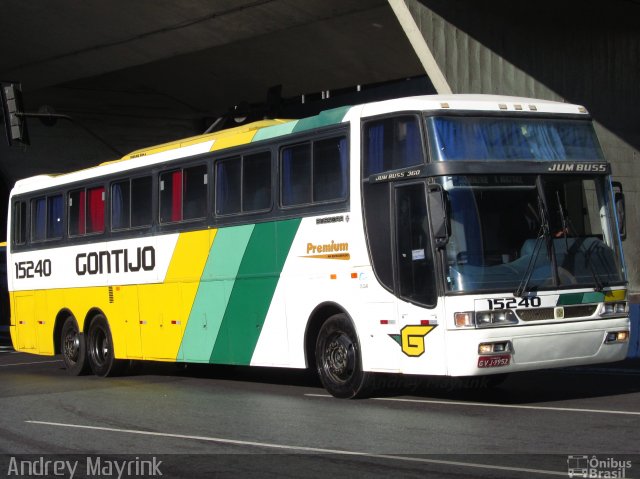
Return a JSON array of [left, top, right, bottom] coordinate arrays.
[[7, 95, 630, 398]]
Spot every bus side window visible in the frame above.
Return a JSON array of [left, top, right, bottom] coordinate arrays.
[[243, 151, 271, 212], [47, 194, 64, 239], [111, 180, 131, 230], [160, 170, 183, 223], [313, 137, 347, 202], [183, 164, 207, 220], [363, 115, 424, 177], [86, 187, 105, 234], [32, 195, 63, 242], [131, 176, 152, 227], [112, 176, 153, 230], [13, 201, 27, 245], [281, 143, 311, 207], [216, 158, 241, 215], [69, 189, 85, 236]]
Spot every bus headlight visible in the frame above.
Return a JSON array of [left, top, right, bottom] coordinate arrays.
[[601, 302, 628, 316], [474, 310, 518, 327]]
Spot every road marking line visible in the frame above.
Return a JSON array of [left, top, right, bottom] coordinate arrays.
[[0, 360, 63, 367], [26, 420, 566, 477], [305, 394, 640, 416]]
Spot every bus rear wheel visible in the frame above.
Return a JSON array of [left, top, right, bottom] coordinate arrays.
[[315, 314, 374, 399], [60, 315, 90, 375], [87, 314, 124, 377]]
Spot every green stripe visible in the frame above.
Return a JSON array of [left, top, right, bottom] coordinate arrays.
[[252, 121, 298, 142], [179, 225, 254, 362], [557, 292, 604, 306], [209, 219, 301, 365], [291, 106, 350, 133]]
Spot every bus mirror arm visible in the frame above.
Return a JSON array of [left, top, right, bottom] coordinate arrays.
[[612, 181, 626, 241], [427, 185, 450, 248]]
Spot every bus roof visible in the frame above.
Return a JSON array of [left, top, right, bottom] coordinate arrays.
[[10, 94, 589, 195]]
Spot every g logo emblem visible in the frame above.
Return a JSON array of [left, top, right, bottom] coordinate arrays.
[[400, 325, 436, 357]]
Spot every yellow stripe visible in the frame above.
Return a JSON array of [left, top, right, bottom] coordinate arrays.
[[604, 289, 626, 302]]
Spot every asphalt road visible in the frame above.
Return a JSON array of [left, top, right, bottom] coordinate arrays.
[[0, 342, 639, 478]]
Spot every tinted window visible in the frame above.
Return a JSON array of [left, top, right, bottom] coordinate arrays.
[[160, 165, 207, 223], [216, 152, 271, 215], [281, 136, 347, 207], [281, 144, 311, 206], [69, 187, 104, 236], [13, 201, 26, 245], [111, 180, 131, 230], [183, 164, 207, 220], [32, 194, 63, 241], [131, 176, 152, 227], [160, 170, 183, 223], [313, 137, 347, 202], [363, 116, 423, 177], [216, 158, 241, 215], [243, 152, 271, 211]]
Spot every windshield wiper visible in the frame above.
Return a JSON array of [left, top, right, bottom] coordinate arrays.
[[515, 196, 549, 298], [585, 243, 605, 292], [555, 191, 605, 291]]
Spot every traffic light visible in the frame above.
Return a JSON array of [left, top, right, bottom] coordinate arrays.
[[1, 82, 30, 146]]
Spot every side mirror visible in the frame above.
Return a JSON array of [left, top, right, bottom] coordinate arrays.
[[428, 184, 449, 248], [1, 82, 30, 146], [612, 181, 626, 241]]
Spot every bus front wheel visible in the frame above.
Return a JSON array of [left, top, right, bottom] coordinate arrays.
[[315, 314, 373, 399], [87, 314, 124, 377], [60, 315, 90, 375]]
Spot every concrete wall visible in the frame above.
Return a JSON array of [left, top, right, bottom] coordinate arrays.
[[405, 0, 640, 295]]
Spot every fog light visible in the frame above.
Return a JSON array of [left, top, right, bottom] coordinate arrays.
[[494, 342, 507, 352], [478, 341, 510, 354], [617, 331, 629, 342], [605, 330, 630, 343]]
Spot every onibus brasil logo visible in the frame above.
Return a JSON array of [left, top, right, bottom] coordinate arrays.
[[567, 455, 632, 478]]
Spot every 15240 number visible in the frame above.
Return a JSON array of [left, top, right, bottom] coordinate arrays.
[[487, 296, 541, 310], [15, 259, 52, 279]]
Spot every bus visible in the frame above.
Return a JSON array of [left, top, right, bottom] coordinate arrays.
[[6, 95, 630, 398]]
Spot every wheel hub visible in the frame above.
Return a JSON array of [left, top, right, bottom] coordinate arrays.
[[325, 335, 354, 381], [63, 332, 80, 362]]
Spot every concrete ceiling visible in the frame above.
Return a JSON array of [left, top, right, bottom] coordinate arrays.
[[1, 0, 424, 120]]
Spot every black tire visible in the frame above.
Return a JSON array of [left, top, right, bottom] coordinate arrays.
[[315, 314, 374, 399], [86, 314, 124, 377], [60, 315, 90, 375]]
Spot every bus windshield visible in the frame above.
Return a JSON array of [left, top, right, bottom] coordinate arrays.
[[440, 174, 625, 294], [427, 116, 604, 161]]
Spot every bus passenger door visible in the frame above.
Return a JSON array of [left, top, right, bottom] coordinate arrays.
[[393, 182, 446, 375]]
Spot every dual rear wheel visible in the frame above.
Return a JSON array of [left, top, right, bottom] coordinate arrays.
[[61, 314, 123, 377]]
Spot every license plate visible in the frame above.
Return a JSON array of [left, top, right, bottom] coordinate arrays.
[[478, 355, 511, 368]]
